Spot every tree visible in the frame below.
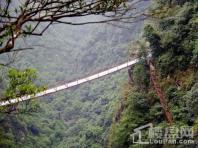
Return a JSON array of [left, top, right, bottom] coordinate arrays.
[[0, 0, 145, 55], [143, 25, 163, 57], [0, 68, 44, 113], [132, 63, 149, 90]]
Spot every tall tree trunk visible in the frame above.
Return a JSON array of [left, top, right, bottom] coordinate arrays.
[[148, 60, 173, 125]]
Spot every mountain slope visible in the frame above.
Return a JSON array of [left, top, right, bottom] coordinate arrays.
[[108, 0, 198, 147]]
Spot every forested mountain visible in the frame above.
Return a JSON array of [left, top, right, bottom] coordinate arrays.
[[108, 0, 198, 147], [0, 1, 149, 147], [1, 0, 197, 148]]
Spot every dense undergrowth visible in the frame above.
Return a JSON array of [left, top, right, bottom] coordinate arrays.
[[108, 0, 198, 147]]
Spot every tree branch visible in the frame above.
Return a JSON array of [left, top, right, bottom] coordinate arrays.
[[0, 0, 148, 54]]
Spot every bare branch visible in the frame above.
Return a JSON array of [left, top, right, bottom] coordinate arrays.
[[0, 0, 149, 54]]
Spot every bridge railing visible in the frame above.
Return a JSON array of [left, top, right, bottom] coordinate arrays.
[[0, 58, 141, 106]]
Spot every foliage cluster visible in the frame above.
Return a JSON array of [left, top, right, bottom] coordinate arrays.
[[108, 0, 198, 147]]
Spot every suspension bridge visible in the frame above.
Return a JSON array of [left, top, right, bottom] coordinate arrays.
[[0, 58, 142, 106], [1, 53, 173, 124]]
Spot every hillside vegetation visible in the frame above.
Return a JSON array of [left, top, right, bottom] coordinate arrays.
[[0, 4, 148, 146], [108, 0, 198, 147]]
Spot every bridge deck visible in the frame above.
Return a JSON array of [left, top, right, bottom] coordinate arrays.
[[0, 58, 140, 106]]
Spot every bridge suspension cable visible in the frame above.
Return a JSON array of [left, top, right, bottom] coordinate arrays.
[[0, 58, 140, 106]]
